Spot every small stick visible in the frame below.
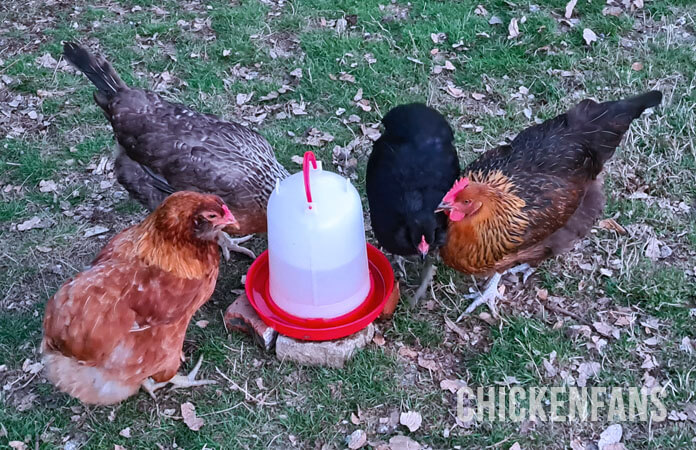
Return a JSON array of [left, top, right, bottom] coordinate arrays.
[[543, 301, 614, 340]]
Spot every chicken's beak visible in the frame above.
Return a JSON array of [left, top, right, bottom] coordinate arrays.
[[219, 204, 240, 231], [435, 200, 452, 213], [417, 236, 429, 260]]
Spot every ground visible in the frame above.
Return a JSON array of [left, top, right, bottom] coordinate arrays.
[[1, 0, 695, 449]]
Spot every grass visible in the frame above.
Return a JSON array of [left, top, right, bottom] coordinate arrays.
[[1, 0, 695, 448]]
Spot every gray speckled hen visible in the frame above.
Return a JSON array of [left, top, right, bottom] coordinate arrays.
[[63, 42, 289, 259]]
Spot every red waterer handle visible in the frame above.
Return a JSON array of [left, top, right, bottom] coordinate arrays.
[[303, 151, 318, 209]]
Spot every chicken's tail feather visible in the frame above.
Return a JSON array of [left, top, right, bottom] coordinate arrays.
[[567, 90, 662, 167], [63, 42, 125, 106], [41, 347, 139, 405]]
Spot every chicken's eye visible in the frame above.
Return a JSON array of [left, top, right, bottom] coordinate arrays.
[[206, 213, 217, 220], [464, 200, 471, 204]]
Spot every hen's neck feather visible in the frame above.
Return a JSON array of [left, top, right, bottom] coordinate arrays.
[[443, 171, 528, 273], [130, 217, 219, 280]]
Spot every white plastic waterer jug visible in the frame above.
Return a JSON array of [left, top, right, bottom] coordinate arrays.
[[266, 151, 371, 319]]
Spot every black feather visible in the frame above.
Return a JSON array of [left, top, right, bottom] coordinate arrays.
[[141, 164, 176, 195], [63, 42, 124, 104], [366, 103, 460, 256]]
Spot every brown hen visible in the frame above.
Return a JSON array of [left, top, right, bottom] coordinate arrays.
[[438, 91, 662, 318], [62, 42, 290, 259], [41, 191, 237, 404]]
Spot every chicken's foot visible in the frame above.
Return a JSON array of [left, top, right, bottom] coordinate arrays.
[[457, 272, 502, 321], [409, 257, 436, 307], [218, 232, 255, 260], [141, 355, 217, 400], [392, 255, 408, 279], [167, 355, 217, 391], [505, 263, 535, 284]]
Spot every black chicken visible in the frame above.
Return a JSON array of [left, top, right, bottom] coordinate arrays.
[[366, 103, 460, 305]]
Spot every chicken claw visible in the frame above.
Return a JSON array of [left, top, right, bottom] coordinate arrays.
[[457, 272, 502, 321], [505, 263, 536, 284], [217, 232, 255, 260], [167, 355, 217, 391], [141, 355, 217, 399]]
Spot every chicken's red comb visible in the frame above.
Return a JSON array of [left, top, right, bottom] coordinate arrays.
[[442, 177, 469, 204], [221, 204, 234, 221]]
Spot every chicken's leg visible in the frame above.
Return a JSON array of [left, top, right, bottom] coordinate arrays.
[[457, 272, 502, 321], [392, 255, 408, 279], [409, 258, 436, 307], [141, 356, 217, 399], [217, 232, 255, 260], [167, 355, 217, 390], [456, 263, 536, 320], [506, 263, 535, 284]]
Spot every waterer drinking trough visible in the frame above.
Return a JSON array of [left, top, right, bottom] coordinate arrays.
[[245, 151, 394, 341]]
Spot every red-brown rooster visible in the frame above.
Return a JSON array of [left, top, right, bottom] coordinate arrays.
[[437, 91, 662, 318], [62, 42, 290, 260], [42, 191, 237, 404]]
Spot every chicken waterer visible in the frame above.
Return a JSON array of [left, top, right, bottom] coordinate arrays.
[[245, 151, 394, 341]]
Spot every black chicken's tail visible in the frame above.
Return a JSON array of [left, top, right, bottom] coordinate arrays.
[[566, 90, 662, 170], [63, 42, 126, 108]]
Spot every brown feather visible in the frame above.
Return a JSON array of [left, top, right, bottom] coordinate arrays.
[[41, 191, 222, 404], [440, 91, 661, 279]]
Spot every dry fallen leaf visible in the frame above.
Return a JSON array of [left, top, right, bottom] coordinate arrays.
[[84, 225, 110, 238], [373, 333, 386, 346], [17, 216, 43, 231], [339, 72, 356, 83], [114, 446, 127, 450], [576, 361, 600, 387], [181, 402, 204, 431], [22, 360, 43, 374], [236, 92, 253, 105], [39, 179, 58, 193], [474, 4, 488, 16], [417, 356, 440, 371], [565, 0, 578, 19], [602, 6, 623, 16], [398, 346, 418, 359], [471, 92, 486, 101], [356, 99, 372, 112], [598, 424, 622, 450], [195, 320, 209, 328], [583, 28, 598, 46], [508, 18, 520, 39], [640, 354, 658, 369], [389, 435, 421, 450], [119, 427, 131, 438], [510, 443, 522, 450], [644, 236, 662, 261], [598, 218, 626, 234], [444, 84, 465, 98], [347, 429, 367, 449], [9, 442, 27, 450], [430, 32, 447, 44], [440, 379, 467, 393], [570, 438, 585, 450], [400, 411, 422, 432], [489, 16, 503, 25], [350, 412, 361, 425], [631, 62, 643, 71]]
